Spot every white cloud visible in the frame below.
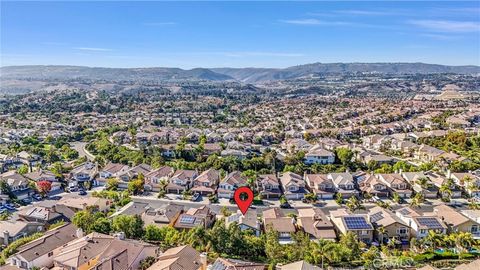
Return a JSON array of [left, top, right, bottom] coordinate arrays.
[[73, 47, 112, 52], [408, 20, 480, 32]]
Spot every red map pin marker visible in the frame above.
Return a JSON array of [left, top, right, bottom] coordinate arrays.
[[234, 186, 254, 215]]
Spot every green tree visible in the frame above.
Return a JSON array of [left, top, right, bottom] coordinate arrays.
[[336, 148, 354, 166], [72, 210, 95, 233], [112, 215, 144, 239], [92, 217, 112, 234]]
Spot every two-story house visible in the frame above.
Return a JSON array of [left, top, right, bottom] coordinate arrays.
[[304, 148, 335, 165], [378, 173, 412, 198], [191, 168, 220, 195], [145, 166, 175, 192], [262, 208, 296, 244], [217, 171, 248, 199], [279, 172, 307, 200], [166, 169, 198, 194], [359, 174, 389, 198], [329, 173, 358, 199], [367, 206, 410, 245], [256, 174, 282, 199], [304, 174, 335, 200]]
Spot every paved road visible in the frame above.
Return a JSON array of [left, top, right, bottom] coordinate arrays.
[[70, 141, 95, 161], [131, 194, 470, 216]]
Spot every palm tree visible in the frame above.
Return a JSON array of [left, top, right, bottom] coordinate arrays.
[[439, 184, 452, 201], [410, 192, 424, 208], [453, 232, 475, 252], [423, 230, 444, 251], [346, 196, 364, 212], [377, 226, 387, 244]]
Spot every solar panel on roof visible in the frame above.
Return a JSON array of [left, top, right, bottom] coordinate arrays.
[[417, 217, 443, 229], [344, 216, 372, 230], [398, 208, 411, 215], [179, 215, 195, 224], [370, 212, 384, 223]]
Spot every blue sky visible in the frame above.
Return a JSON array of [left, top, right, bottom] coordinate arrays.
[[1, 1, 479, 68]]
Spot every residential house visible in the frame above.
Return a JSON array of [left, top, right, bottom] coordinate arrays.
[[359, 174, 389, 198], [276, 260, 322, 270], [17, 205, 69, 225], [329, 173, 358, 199], [98, 162, 130, 185], [256, 174, 282, 199], [191, 169, 220, 195], [166, 169, 198, 194], [415, 145, 445, 163], [142, 203, 184, 228], [402, 172, 438, 199], [304, 174, 335, 200], [297, 208, 336, 241], [174, 205, 215, 230], [378, 173, 412, 198], [262, 208, 296, 244], [69, 162, 97, 187], [53, 232, 158, 270], [304, 148, 335, 165], [0, 220, 44, 246], [210, 258, 266, 270], [117, 163, 152, 190], [367, 206, 410, 245], [146, 245, 203, 270], [145, 166, 175, 192], [450, 172, 480, 197], [433, 204, 480, 238], [7, 223, 78, 269], [225, 210, 261, 236], [426, 171, 462, 199], [0, 171, 31, 199], [56, 196, 111, 213], [220, 149, 248, 160], [218, 171, 248, 199], [329, 208, 374, 244], [24, 170, 62, 192], [395, 207, 447, 239], [279, 172, 308, 200]]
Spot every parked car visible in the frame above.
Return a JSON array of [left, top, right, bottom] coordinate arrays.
[[280, 202, 292, 209], [22, 198, 32, 204], [32, 194, 42, 201], [78, 190, 87, 196], [190, 193, 200, 202], [4, 204, 16, 211]]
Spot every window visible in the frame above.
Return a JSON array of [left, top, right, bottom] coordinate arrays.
[[420, 229, 427, 234], [471, 225, 478, 233], [397, 227, 408, 235], [360, 230, 369, 235]]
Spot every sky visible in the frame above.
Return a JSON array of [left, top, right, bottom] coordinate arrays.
[[1, 1, 480, 68]]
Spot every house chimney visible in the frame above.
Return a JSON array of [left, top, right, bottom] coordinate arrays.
[[3, 231, 9, 246], [76, 228, 84, 238], [200, 253, 208, 270]]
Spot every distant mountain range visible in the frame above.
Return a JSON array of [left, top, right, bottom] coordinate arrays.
[[2, 62, 479, 83]]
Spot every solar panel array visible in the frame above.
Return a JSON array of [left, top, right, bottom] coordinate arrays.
[[179, 215, 196, 224], [344, 216, 372, 230], [398, 208, 411, 215], [417, 217, 444, 229], [370, 212, 384, 223]]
